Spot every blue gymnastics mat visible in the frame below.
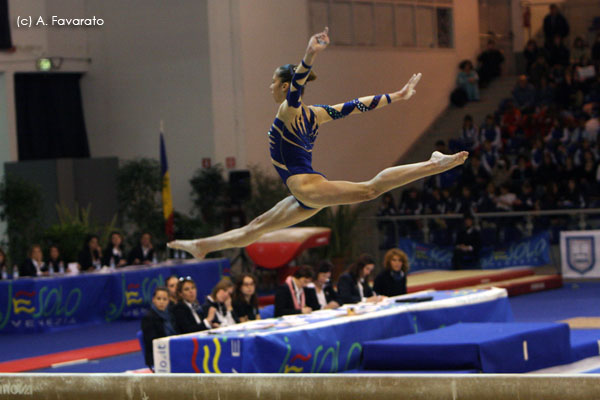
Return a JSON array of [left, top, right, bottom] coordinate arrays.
[[570, 329, 600, 362], [363, 322, 571, 373]]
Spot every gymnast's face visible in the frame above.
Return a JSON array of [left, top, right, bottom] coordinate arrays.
[[270, 71, 289, 104]]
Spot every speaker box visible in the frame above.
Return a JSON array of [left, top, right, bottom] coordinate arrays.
[[229, 170, 251, 202]]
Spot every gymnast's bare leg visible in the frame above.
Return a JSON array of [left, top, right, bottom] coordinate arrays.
[[168, 151, 466, 259]]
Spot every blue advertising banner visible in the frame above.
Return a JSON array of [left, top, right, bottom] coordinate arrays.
[[0, 259, 228, 334], [154, 288, 513, 373], [399, 232, 550, 271]]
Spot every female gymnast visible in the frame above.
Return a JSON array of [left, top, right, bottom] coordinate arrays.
[[168, 27, 468, 259]]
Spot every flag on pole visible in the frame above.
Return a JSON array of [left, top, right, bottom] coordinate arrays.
[[160, 130, 174, 240]]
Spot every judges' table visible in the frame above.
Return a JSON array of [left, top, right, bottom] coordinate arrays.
[[154, 287, 513, 373], [0, 258, 229, 334]]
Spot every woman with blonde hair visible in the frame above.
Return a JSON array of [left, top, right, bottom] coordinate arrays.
[[373, 248, 409, 297]]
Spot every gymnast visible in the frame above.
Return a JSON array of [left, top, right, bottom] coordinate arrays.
[[168, 27, 468, 259]]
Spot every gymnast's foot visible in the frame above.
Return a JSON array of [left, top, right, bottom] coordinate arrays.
[[430, 151, 469, 170], [167, 239, 208, 260]]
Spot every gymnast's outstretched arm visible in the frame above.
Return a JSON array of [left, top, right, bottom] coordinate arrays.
[[310, 73, 422, 125]]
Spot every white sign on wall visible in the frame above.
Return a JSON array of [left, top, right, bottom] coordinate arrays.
[[560, 230, 600, 278]]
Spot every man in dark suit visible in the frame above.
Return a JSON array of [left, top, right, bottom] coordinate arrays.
[[127, 232, 155, 266]]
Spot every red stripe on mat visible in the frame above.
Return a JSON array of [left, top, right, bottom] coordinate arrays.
[[0, 339, 141, 372], [408, 268, 534, 293]]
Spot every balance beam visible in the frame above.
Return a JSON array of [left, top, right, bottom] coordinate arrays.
[[0, 373, 598, 399]]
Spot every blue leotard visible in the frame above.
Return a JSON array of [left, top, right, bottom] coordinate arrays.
[[268, 60, 391, 209]]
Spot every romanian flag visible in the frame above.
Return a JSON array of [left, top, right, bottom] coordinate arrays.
[[160, 133, 174, 240]]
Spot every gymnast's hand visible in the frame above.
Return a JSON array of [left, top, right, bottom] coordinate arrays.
[[306, 27, 330, 55], [397, 73, 422, 101]]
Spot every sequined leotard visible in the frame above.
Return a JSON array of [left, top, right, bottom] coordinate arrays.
[[268, 60, 391, 209]]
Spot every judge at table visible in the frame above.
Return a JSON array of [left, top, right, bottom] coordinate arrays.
[[337, 254, 382, 304], [274, 266, 314, 317]]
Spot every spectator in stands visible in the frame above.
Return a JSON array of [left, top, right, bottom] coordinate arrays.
[[202, 277, 236, 328], [511, 155, 533, 187], [377, 192, 398, 249], [337, 254, 382, 305], [477, 182, 498, 212], [426, 187, 447, 214], [460, 156, 489, 196], [102, 231, 127, 268], [454, 186, 477, 215], [373, 248, 409, 297], [274, 266, 314, 317], [306, 261, 339, 311], [452, 215, 481, 269], [42, 245, 64, 275], [456, 60, 480, 101], [583, 108, 599, 143], [78, 235, 102, 272], [165, 275, 179, 305], [0, 248, 6, 280], [535, 152, 557, 184], [571, 37, 589, 65], [480, 139, 500, 174], [560, 178, 585, 208], [530, 53, 550, 89], [543, 4, 569, 47], [523, 39, 540, 75], [232, 273, 261, 322], [516, 181, 536, 211], [172, 276, 210, 333], [398, 187, 423, 215], [547, 35, 570, 67], [477, 39, 504, 88], [128, 232, 155, 266], [495, 184, 518, 211], [492, 157, 514, 189], [458, 114, 479, 151], [480, 115, 502, 150], [20, 244, 44, 277], [141, 286, 177, 370], [512, 75, 537, 114]]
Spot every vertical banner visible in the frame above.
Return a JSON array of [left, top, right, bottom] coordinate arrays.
[[560, 230, 600, 278], [160, 130, 174, 241]]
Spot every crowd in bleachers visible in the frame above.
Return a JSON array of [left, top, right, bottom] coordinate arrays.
[[378, 7, 600, 248]]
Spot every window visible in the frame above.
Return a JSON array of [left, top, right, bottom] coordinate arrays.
[[308, 0, 454, 49]]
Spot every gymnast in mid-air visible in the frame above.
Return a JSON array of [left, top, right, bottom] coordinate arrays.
[[169, 27, 468, 259]]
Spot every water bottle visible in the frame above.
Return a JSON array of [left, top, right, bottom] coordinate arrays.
[[48, 264, 54, 277], [110, 256, 116, 271], [152, 253, 158, 265], [94, 259, 101, 271], [58, 262, 65, 275], [175, 250, 181, 260], [12, 265, 19, 279], [1, 266, 7, 280]]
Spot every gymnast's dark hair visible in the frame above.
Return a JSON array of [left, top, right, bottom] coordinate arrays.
[[275, 64, 317, 95]]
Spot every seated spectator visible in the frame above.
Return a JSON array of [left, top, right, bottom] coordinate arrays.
[[232, 273, 261, 323], [452, 215, 481, 269], [479, 115, 502, 150], [544, 117, 568, 146], [20, 244, 44, 277], [454, 186, 477, 215], [274, 266, 314, 317], [0, 248, 7, 280], [42, 245, 65, 275], [546, 35, 570, 67], [530, 53, 550, 89], [78, 234, 102, 272], [491, 157, 514, 188], [495, 184, 518, 211], [373, 248, 409, 297], [306, 261, 339, 311], [377, 192, 398, 249], [535, 152, 556, 183], [511, 155, 533, 186], [165, 275, 179, 305], [460, 156, 489, 195], [560, 178, 585, 208], [202, 278, 236, 328], [516, 181, 536, 211], [571, 36, 589, 66], [398, 187, 423, 215], [523, 39, 540, 75], [583, 109, 599, 144], [102, 231, 127, 268], [512, 75, 537, 114], [425, 187, 447, 214], [458, 114, 479, 151], [536, 76, 556, 106], [477, 39, 504, 87], [480, 139, 500, 174], [456, 60, 480, 101], [172, 276, 210, 333], [337, 254, 381, 305], [127, 232, 155, 266], [141, 286, 177, 370], [501, 100, 522, 139], [477, 182, 498, 212]]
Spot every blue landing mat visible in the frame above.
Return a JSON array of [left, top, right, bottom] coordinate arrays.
[[363, 322, 571, 373], [570, 329, 600, 362], [343, 369, 478, 374]]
